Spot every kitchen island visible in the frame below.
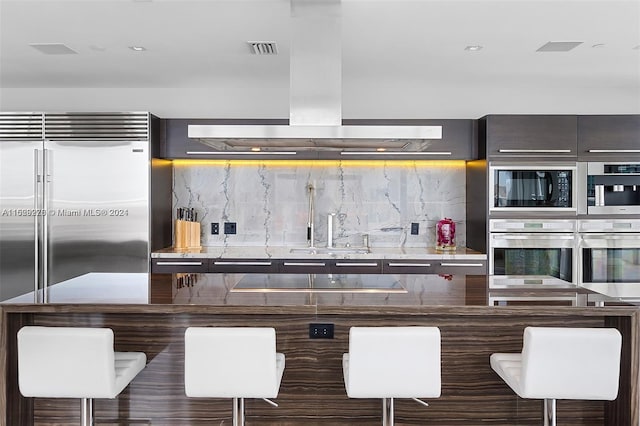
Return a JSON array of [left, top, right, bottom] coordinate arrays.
[[1, 271, 638, 425]]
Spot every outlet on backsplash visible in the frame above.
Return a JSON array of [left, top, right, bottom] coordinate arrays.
[[224, 222, 237, 235], [211, 223, 219, 235], [411, 223, 419, 235]]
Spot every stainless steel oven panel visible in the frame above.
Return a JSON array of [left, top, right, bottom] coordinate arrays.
[[489, 163, 577, 213], [489, 233, 576, 286], [578, 233, 640, 286], [490, 219, 576, 233], [578, 219, 640, 233]]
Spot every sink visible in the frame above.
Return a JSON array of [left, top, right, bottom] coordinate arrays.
[[290, 247, 370, 255]]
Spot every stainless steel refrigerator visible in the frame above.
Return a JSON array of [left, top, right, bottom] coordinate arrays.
[[0, 112, 172, 302]]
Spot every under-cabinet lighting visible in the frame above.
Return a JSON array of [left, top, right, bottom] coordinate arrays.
[[185, 151, 297, 155], [172, 159, 467, 168]]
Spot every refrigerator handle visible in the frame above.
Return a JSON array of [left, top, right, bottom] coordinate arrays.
[[42, 148, 50, 303], [33, 149, 41, 303]]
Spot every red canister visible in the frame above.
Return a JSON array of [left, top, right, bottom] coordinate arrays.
[[436, 218, 456, 251]]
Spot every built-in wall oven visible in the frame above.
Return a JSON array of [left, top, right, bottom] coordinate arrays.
[[489, 219, 576, 288], [489, 163, 576, 214], [578, 220, 640, 287], [577, 162, 640, 215]]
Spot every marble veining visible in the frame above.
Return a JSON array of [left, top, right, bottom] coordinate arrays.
[[173, 161, 466, 248]]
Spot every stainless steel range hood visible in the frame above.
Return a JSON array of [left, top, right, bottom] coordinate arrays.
[[188, 0, 442, 154]]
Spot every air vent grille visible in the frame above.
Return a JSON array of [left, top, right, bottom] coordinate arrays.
[[0, 113, 44, 140], [44, 112, 149, 140], [248, 41, 278, 55]]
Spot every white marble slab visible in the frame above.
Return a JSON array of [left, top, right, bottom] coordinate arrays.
[[173, 161, 466, 249]]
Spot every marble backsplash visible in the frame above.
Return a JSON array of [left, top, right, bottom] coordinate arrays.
[[173, 161, 466, 249]]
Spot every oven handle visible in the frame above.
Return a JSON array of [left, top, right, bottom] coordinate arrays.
[[580, 233, 640, 240], [493, 234, 575, 240]]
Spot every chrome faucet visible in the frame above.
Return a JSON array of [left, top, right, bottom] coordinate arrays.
[[307, 183, 315, 247]]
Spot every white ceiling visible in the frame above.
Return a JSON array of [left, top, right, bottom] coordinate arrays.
[[1, 0, 639, 119]]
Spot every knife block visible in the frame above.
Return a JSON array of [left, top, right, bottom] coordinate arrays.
[[174, 220, 201, 249]]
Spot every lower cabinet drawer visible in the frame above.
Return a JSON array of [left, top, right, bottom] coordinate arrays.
[[152, 259, 209, 273], [432, 261, 487, 275], [210, 259, 278, 273]]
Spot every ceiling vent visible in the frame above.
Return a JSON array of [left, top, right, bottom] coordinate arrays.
[[29, 43, 78, 55], [248, 41, 278, 55], [536, 41, 583, 52]]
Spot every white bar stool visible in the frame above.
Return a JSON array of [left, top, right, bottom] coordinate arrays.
[[18, 326, 147, 426], [490, 326, 622, 426], [184, 327, 285, 426], [342, 326, 441, 426]]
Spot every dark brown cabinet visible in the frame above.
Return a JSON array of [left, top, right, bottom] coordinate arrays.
[[481, 115, 578, 160], [382, 259, 486, 275], [162, 119, 476, 160], [432, 260, 486, 275], [577, 115, 640, 160]]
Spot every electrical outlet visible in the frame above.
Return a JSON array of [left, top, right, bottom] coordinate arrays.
[[224, 222, 237, 234], [309, 323, 334, 339], [411, 222, 419, 235], [211, 222, 219, 235]]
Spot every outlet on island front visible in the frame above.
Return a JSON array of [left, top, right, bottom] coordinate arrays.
[[224, 222, 237, 234], [309, 323, 334, 339]]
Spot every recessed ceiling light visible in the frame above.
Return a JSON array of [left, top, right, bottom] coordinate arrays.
[[591, 43, 605, 48], [536, 41, 583, 52], [128, 46, 146, 52], [89, 45, 107, 52], [29, 43, 77, 55], [464, 45, 483, 51]]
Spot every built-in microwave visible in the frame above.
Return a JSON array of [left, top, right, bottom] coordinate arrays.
[[577, 162, 640, 215], [489, 219, 576, 288], [489, 163, 576, 213]]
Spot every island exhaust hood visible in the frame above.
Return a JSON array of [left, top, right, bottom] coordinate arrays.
[[188, 0, 442, 154]]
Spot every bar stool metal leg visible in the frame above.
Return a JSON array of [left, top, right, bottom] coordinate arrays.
[[80, 398, 94, 426], [232, 397, 245, 426], [382, 397, 394, 426], [543, 398, 557, 426]]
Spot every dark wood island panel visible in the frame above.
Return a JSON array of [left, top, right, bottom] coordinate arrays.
[[1, 304, 638, 426]]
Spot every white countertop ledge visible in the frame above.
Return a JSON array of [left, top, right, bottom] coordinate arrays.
[[152, 246, 486, 260]]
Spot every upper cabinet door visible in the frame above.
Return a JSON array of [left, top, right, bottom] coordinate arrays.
[[577, 115, 640, 160], [483, 115, 578, 160]]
